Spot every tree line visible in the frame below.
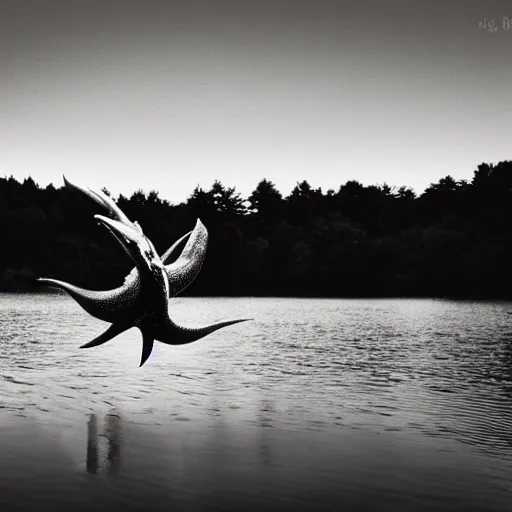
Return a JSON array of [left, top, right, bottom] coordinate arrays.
[[1, 160, 512, 299]]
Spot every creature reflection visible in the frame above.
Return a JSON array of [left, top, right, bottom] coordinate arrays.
[[86, 411, 122, 476]]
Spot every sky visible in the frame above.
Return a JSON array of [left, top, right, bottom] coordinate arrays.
[[1, 0, 511, 204]]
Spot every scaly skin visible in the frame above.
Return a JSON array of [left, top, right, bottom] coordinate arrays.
[[39, 177, 251, 366]]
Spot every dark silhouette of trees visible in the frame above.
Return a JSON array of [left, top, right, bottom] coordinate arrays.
[[248, 178, 283, 220], [1, 160, 512, 298], [285, 180, 324, 226]]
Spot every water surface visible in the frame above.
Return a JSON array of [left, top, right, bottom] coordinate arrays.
[[1, 294, 512, 511]]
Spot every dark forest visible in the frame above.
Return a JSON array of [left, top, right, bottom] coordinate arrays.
[[1, 160, 512, 299]]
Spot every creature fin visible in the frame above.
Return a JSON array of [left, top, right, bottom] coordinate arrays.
[[139, 330, 155, 367], [80, 322, 132, 349]]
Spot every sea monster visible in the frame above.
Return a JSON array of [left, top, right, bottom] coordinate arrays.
[[38, 178, 250, 366]]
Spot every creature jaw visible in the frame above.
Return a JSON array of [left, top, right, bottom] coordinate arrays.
[[95, 214, 152, 265], [95, 215, 168, 294], [63, 175, 135, 228], [95, 214, 141, 265]]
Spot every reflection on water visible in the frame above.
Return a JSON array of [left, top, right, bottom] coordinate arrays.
[[106, 412, 122, 476], [1, 295, 512, 511], [86, 412, 122, 476], [86, 414, 98, 474]]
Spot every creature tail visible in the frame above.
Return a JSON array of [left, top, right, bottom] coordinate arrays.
[[37, 277, 93, 298], [156, 317, 252, 345]]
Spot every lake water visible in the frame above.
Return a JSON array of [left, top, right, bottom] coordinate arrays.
[[1, 294, 512, 511]]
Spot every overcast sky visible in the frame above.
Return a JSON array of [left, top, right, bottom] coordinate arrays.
[[1, 0, 511, 203]]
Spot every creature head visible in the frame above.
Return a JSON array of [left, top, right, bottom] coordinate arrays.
[[95, 215, 168, 294]]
